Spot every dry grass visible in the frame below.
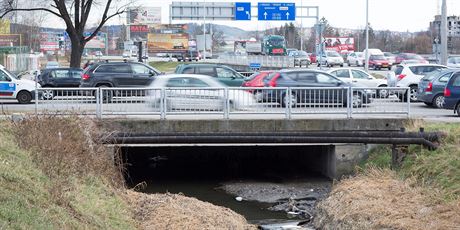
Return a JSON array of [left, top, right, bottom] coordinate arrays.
[[125, 191, 257, 230], [314, 168, 460, 230], [11, 115, 126, 210]]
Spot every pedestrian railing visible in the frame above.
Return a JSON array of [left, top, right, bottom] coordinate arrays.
[[34, 86, 411, 119]]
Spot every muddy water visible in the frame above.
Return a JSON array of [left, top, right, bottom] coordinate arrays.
[[140, 176, 331, 227], [123, 145, 333, 227]]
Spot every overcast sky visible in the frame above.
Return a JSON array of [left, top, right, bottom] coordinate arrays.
[[121, 0, 460, 32]]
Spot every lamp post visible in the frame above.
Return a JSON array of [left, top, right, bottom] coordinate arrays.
[[300, 0, 303, 51], [440, 0, 447, 65], [364, 0, 369, 72]]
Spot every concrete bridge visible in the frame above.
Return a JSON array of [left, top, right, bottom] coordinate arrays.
[[99, 118, 435, 179]]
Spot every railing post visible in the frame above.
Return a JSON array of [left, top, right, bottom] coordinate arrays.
[[285, 88, 292, 119], [160, 88, 166, 119], [98, 88, 103, 119], [347, 86, 352, 118], [407, 87, 411, 117], [96, 88, 101, 119], [224, 87, 229, 119]]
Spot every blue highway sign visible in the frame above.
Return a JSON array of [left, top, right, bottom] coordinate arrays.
[[235, 2, 251, 20], [249, 63, 261, 69], [258, 2, 295, 21]]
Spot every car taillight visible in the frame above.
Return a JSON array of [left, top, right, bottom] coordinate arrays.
[[444, 88, 451, 97], [82, 73, 90, 80], [426, 82, 433, 92], [269, 80, 277, 87], [397, 74, 406, 81]]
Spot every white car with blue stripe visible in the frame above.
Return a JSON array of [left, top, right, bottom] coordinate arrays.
[[0, 65, 41, 104]]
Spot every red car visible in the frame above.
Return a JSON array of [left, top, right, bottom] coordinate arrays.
[[368, 54, 391, 70], [242, 71, 273, 88], [394, 53, 428, 65]]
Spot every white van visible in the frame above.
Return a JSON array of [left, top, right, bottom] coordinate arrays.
[[0, 65, 41, 104]]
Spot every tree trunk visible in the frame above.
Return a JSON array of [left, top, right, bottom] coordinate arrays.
[[69, 37, 84, 68]]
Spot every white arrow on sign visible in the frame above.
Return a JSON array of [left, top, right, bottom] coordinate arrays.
[[246, 11, 250, 19], [286, 12, 290, 20], [264, 11, 267, 20]]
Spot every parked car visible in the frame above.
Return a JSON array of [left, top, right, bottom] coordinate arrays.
[[261, 69, 371, 107], [0, 64, 41, 104], [80, 61, 162, 88], [174, 63, 245, 86], [417, 69, 455, 108], [441, 70, 460, 116], [447, 55, 460, 68], [307, 53, 317, 63], [45, 61, 60, 69], [390, 63, 447, 102], [317, 51, 344, 67], [327, 68, 389, 98], [147, 74, 256, 111], [286, 48, 298, 56], [176, 51, 201, 62], [394, 53, 428, 65], [346, 52, 365, 67], [383, 52, 396, 66], [290, 51, 310, 67], [37, 68, 83, 100], [368, 54, 391, 70], [241, 71, 273, 102]]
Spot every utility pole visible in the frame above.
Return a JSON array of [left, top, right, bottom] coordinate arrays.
[[300, 0, 303, 51], [440, 0, 448, 65], [364, 0, 369, 72], [203, 0, 206, 57]]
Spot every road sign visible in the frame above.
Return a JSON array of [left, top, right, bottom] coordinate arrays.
[[258, 3, 295, 21], [249, 62, 261, 69], [235, 2, 251, 20]]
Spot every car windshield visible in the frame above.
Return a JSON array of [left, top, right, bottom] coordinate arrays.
[[407, 54, 424, 60], [2, 68, 18, 80], [394, 65, 404, 75], [384, 53, 395, 57], [268, 37, 284, 46], [297, 51, 308, 57], [422, 69, 451, 81], [371, 55, 386, 60], [448, 56, 460, 64], [356, 52, 364, 57], [326, 51, 340, 57]]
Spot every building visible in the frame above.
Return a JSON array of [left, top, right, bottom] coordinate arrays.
[[430, 15, 460, 54]]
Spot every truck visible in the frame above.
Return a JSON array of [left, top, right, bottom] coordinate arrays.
[[237, 35, 287, 56]]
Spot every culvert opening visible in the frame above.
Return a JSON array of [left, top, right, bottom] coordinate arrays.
[[121, 145, 334, 183], [120, 145, 334, 222]]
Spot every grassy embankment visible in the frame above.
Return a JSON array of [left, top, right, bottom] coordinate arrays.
[[364, 122, 460, 199], [314, 122, 460, 229], [0, 117, 136, 229], [149, 61, 181, 73]]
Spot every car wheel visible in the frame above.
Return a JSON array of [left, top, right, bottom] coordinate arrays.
[[17, 91, 32, 104], [432, 94, 445, 108], [377, 86, 389, 98], [281, 92, 297, 108], [254, 90, 264, 102], [98, 85, 113, 103], [351, 93, 363, 107], [356, 61, 359, 66], [457, 104, 460, 117], [409, 86, 418, 102], [340, 64, 344, 67], [42, 89, 54, 100]]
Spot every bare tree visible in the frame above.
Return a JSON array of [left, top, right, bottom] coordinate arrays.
[[0, 0, 131, 67]]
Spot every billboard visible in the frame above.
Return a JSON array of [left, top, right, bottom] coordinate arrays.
[[147, 33, 189, 53], [130, 25, 149, 41], [149, 24, 188, 33], [40, 41, 59, 51], [0, 34, 21, 47], [324, 37, 354, 52], [129, 7, 161, 24]]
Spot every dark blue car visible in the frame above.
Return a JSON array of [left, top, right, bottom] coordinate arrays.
[[418, 69, 456, 108], [442, 70, 460, 116]]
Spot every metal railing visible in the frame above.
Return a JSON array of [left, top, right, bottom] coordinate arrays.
[[218, 55, 295, 68], [34, 87, 411, 119]]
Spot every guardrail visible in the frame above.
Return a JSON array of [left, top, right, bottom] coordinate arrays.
[[34, 87, 410, 119], [218, 55, 295, 68]]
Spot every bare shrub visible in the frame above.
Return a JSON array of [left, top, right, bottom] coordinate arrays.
[[12, 115, 125, 196]]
